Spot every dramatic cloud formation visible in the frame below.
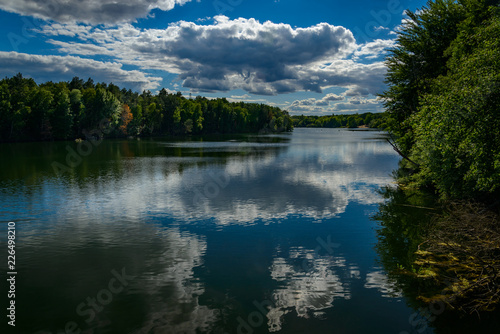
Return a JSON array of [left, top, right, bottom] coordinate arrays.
[[0, 51, 162, 91], [0, 0, 194, 24], [0, 0, 415, 115], [35, 16, 392, 97]]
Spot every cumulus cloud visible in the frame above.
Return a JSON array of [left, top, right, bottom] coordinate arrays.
[[288, 94, 384, 114], [289, 93, 345, 112], [344, 85, 371, 96], [36, 17, 390, 96], [333, 97, 383, 113], [353, 39, 395, 60], [0, 0, 194, 24], [374, 26, 390, 32], [289, 99, 324, 113], [323, 93, 344, 101], [0, 51, 162, 91]]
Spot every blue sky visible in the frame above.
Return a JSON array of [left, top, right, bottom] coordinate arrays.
[[0, 0, 427, 115]]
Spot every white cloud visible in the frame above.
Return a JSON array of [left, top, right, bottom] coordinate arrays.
[[36, 17, 390, 97], [0, 0, 195, 24], [288, 94, 383, 114], [0, 51, 162, 91], [333, 97, 383, 113], [292, 98, 318, 107], [230, 94, 251, 99], [354, 39, 395, 60], [323, 93, 344, 101], [393, 11, 413, 34], [289, 94, 344, 112], [226, 94, 270, 104]]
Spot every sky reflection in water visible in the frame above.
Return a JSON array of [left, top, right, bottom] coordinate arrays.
[[0, 128, 414, 334]]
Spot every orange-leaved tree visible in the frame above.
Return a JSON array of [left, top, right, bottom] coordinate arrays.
[[119, 104, 133, 135]]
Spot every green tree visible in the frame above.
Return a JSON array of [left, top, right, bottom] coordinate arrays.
[[0, 81, 12, 141], [410, 18, 500, 198], [69, 89, 84, 135], [380, 0, 467, 154], [347, 116, 358, 128], [51, 89, 73, 140], [144, 102, 162, 134], [192, 102, 204, 134], [28, 87, 54, 140], [0, 75, 293, 142], [234, 106, 248, 132], [172, 106, 182, 133]]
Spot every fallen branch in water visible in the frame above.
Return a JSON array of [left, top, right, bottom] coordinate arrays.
[[395, 204, 438, 210], [385, 138, 420, 168]]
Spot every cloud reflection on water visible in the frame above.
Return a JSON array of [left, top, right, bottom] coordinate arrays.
[[267, 246, 350, 332], [0, 129, 404, 333], [131, 228, 218, 334]]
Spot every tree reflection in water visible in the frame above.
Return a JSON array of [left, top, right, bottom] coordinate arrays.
[[373, 186, 500, 333]]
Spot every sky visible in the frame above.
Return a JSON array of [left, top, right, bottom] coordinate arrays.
[[0, 0, 427, 115]]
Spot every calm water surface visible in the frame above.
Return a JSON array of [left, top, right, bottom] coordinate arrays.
[[1, 128, 426, 333]]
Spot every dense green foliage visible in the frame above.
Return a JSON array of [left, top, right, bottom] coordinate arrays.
[[381, 0, 468, 154], [0, 74, 292, 142], [412, 19, 500, 197], [381, 0, 500, 199], [291, 112, 389, 129]]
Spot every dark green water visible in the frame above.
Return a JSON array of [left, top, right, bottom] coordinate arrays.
[[0, 128, 442, 333]]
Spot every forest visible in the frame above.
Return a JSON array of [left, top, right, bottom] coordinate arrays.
[[291, 112, 389, 129], [0, 74, 293, 142], [379, 0, 500, 315]]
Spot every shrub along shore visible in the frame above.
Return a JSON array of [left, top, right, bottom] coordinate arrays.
[[379, 0, 500, 314]]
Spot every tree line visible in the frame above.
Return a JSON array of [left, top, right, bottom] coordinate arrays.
[[291, 112, 390, 129], [381, 0, 500, 200], [0, 74, 293, 142]]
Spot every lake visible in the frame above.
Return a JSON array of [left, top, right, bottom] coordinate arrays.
[[0, 128, 436, 333]]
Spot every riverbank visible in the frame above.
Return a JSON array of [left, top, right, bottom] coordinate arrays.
[[376, 184, 500, 315], [414, 201, 500, 314]]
